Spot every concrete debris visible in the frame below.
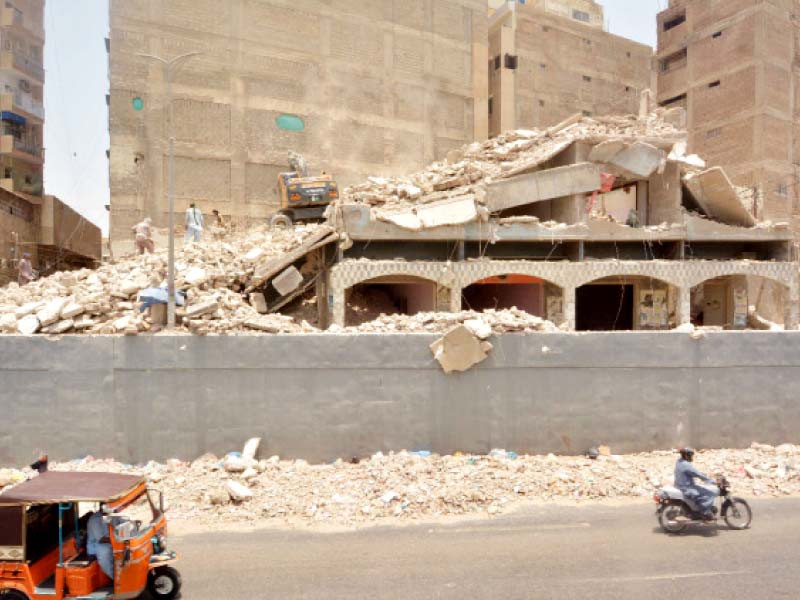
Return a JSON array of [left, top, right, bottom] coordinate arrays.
[[0, 224, 333, 336], [340, 111, 686, 224], [343, 308, 560, 335], [605, 141, 665, 179], [8, 443, 797, 529], [430, 324, 493, 373], [249, 292, 267, 314], [485, 163, 601, 213]]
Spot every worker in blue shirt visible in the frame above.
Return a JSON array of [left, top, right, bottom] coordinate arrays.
[[674, 447, 718, 520]]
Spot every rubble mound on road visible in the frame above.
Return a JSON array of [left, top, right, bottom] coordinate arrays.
[[0, 224, 330, 336], [3, 442, 797, 529], [336, 308, 561, 334]]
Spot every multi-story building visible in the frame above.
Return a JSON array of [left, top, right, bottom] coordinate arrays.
[[0, 0, 44, 199], [488, 0, 652, 137], [107, 0, 489, 253], [655, 0, 799, 229]]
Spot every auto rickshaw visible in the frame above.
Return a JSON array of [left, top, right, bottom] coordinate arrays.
[[0, 471, 181, 599]]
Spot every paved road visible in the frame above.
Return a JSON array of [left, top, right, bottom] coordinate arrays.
[[168, 498, 800, 599]]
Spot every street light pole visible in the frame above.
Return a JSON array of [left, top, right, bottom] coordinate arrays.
[[138, 51, 202, 328]]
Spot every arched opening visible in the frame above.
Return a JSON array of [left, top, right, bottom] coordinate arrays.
[[461, 274, 557, 319], [346, 275, 438, 326], [576, 275, 675, 331], [690, 275, 785, 329]]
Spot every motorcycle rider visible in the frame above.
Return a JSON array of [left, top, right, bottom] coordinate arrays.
[[675, 447, 718, 520]]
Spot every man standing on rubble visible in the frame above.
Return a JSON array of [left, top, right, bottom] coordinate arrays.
[[132, 217, 155, 254], [185, 203, 204, 243], [17, 252, 36, 285]]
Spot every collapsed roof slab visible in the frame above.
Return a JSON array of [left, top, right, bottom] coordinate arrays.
[[375, 194, 478, 231], [683, 168, 757, 228], [486, 162, 602, 213]]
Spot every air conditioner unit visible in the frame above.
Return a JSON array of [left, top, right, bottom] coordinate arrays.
[[19, 79, 30, 92]]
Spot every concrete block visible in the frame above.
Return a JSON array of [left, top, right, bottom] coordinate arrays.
[[272, 266, 304, 297], [486, 163, 602, 213], [376, 195, 478, 231], [430, 325, 493, 373], [250, 292, 267, 314], [684, 167, 756, 228], [16, 314, 39, 335], [60, 302, 85, 320], [607, 142, 664, 178], [36, 298, 69, 327]]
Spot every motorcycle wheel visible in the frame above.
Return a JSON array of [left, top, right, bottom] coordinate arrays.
[[658, 504, 688, 533], [722, 497, 752, 530], [148, 566, 182, 600]]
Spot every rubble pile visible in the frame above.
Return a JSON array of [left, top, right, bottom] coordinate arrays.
[[0, 225, 330, 336], [336, 309, 561, 335], [3, 442, 798, 529], [340, 110, 685, 215]]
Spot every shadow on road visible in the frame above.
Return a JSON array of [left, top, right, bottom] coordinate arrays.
[[651, 525, 725, 538]]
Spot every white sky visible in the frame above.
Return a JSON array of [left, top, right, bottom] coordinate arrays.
[[41, 0, 663, 236]]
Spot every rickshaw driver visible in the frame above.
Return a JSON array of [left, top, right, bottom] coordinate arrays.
[[87, 507, 114, 579]]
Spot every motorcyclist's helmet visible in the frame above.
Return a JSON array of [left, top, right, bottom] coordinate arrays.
[[679, 447, 696, 462]]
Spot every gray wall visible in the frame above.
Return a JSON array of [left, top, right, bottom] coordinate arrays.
[[2, 333, 799, 466]]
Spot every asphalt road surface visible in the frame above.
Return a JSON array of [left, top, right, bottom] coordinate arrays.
[[168, 498, 800, 599]]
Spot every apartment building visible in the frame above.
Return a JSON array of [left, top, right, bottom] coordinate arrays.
[[656, 0, 799, 228], [488, 0, 652, 136], [0, 0, 44, 199], [107, 0, 489, 252]]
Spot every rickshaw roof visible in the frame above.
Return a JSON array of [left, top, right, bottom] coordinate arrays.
[[0, 472, 144, 505]]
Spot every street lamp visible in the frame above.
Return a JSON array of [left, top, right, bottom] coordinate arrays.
[[137, 51, 203, 328]]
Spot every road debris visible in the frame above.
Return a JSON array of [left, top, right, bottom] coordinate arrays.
[[3, 442, 798, 530]]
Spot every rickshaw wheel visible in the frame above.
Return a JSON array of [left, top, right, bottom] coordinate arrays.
[[0, 590, 29, 600], [147, 566, 182, 600]]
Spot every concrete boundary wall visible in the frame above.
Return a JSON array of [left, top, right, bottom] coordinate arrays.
[[2, 333, 799, 466]]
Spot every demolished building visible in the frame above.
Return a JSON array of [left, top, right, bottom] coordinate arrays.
[[0, 107, 797, 336], [326, 107, 798, 332]]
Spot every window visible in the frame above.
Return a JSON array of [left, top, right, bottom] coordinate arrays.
[[583, 39, 592, 46], [504, 53, 518, 69], [777, 183, 788, 197], [626, 51, 631, 58], [539, 99, 545, 107], [494, 55, 501, 70], [573, 10, 590, 23], [540, 62, 547, 69], [542, 25, 549, 32], [582, 110, 592, 116], [708, 80, 721, 88], [706, 127, 722, 139], [625, 86, 631, 92], [663, 12, 686, 32], [582, 75, 592, 82], [712, 31, 722, 39], [660, 48, 687, 73], [488, 97, 493, 115]]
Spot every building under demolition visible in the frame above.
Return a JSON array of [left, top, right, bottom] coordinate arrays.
[[325, 107, 798, 332]]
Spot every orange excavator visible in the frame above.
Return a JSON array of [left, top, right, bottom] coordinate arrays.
[[270, 151, 339, 228]]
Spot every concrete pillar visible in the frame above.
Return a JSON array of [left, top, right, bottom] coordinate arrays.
[[563, 287, 576, 331], [331, 284, 346, 328], [450, 286, 462, 313], [677, 286, 692, 326], [784, 284, 799, 330]]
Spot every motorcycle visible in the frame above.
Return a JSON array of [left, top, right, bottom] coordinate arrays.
[[654, 476, 752, 533]]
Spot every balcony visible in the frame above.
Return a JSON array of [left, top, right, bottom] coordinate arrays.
[[0, 134, 43, 163], [0, 92, 43, 120], [1, 5, 45, 40], [0, 49, 44, 83]]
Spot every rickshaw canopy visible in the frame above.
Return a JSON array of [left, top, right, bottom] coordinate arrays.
[[0, 472, 144, 506]]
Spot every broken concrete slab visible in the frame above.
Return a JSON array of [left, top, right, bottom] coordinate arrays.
[[36, 298, 69, 327], [272, 266, 304, 296], [486, 163, 602, 213], [375, 195, 478, 231], [42, 319, 75, 335], [60, 301, 85, 320], [684, 167, 757, 228], [185, 298, 219, 318], [606, 141, 665, 178], [588, 140, 627, 163], [430, 324, 493, 374]]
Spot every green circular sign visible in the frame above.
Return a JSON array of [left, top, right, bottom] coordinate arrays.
[[276, 114, 305, 131], [132, 97, 144, 111]]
